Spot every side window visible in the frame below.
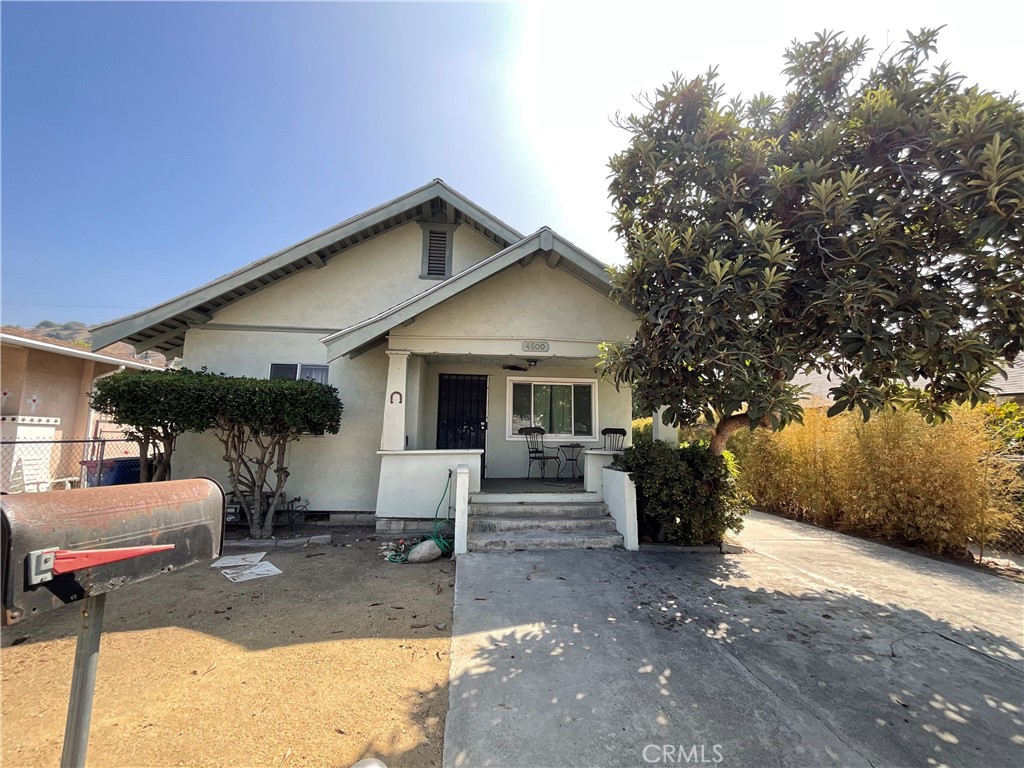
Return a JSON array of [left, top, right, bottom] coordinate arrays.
[[269, 364, 328, 384], [269, 363, 298, 380]]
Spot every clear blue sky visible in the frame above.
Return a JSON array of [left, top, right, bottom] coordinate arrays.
[[3, 1, 1021, 330]]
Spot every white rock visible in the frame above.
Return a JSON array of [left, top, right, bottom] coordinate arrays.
[[406, 539, 443, 563]]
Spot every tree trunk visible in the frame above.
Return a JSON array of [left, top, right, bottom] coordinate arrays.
[[248, 435, 272, 538], [152, 435, 174, 481], [260, 435, 292, 539], [709, 414, 750, 456], [137, 436, 152, 482]]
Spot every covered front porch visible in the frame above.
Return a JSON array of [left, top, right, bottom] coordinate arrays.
[[370, 341, 632, 521], [363, 335, 641, 551]]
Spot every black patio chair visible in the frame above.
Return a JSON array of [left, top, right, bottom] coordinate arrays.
[[518, 427, 561, 480], [601, 427, 627, 451]]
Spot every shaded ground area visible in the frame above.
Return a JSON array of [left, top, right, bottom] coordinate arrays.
[[446, 519, 1024, 767], [2, 529, 453, 768]]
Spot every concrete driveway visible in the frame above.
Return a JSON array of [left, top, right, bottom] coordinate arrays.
[[444, 513, 1024, 768]]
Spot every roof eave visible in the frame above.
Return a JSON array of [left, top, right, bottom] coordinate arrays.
[[0, 333, 163, 370]]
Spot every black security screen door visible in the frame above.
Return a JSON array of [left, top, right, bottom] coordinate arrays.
[[436, 374, 488, 475]]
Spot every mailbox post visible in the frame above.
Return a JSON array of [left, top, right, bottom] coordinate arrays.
[[2, 479, 224, 767]]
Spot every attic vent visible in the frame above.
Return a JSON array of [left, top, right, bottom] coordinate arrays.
[[420, 225, 454, 279], [427, 232, 447, 276]]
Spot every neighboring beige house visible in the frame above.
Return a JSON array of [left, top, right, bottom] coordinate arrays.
[[1, 330, 161, 492], [91, 181, 638, 533]]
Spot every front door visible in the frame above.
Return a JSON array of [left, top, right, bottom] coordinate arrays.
[[436, 374, 488, 477]]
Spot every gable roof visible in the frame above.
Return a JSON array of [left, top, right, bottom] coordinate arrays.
[[321, 227, 616, 360], [0, 332, 163, 370], [89, 180, 524, 356]]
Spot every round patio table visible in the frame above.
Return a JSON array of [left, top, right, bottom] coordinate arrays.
[[557, 443, 584, 480]]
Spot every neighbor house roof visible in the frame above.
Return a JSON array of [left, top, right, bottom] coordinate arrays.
[[89, 180, 525, 356], [994, 355, 1024, 396], [1, 331, 163, 371], [321, 227, 614, 360]]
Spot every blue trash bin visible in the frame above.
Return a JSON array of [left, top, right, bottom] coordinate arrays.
[[106, 457, 143, 485]]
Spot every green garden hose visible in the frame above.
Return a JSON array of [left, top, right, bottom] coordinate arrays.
[[387, 470, 454, 563]]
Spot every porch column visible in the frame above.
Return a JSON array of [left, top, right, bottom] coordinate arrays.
[[651, 406, 674, 444], [381, 350, 411, 450]]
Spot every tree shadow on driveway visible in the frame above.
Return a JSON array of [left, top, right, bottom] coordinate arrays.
[[442, 550, 1024, 768]]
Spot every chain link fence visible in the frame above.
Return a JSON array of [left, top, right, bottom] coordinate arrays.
[[1, 438, 148, 494], [992, 455, 1024, 556]]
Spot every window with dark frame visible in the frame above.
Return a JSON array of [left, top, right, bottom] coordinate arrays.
[[269, 363, 329, 384]]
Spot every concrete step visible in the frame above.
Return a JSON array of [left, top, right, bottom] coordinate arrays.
[[470, 515, 618, 533], [468, 530, 624, 552], [470, 491, 598, 503], [470, 502, 609, 518]]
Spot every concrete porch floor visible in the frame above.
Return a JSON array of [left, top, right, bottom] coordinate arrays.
[[480, 477, 586, 494]]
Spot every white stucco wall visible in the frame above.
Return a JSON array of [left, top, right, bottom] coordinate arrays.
[[171, 222, 503, 511], [603, 466, 639, 551], [376, 449, 482, 519], [452, 226, 502, 275], [394, 258, 637, 343], [210, 222, 501, 329]]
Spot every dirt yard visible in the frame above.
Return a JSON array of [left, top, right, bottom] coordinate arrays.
[[1, 529, 454, 768]]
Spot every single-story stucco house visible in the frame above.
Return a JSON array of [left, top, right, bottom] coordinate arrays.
[[91, 181, 643, 547]]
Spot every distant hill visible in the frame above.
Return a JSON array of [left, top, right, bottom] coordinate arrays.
[[12, 320, 91, 346], [2, 321, 166, 367]]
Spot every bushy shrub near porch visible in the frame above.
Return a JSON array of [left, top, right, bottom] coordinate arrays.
[[611, 441, 747, 545], [735, 406, 1023, 556]]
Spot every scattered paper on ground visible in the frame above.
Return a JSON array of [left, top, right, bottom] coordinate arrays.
[[1, 532, 454, 768], [210, 552, 267, 568], [219, 561, 282, 582]]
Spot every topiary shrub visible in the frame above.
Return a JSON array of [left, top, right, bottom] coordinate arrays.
[[611, 440, 748, 545]]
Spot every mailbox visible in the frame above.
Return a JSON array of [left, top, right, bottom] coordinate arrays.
[[1, 479, 224, 767], [1, 479, 224, 626]]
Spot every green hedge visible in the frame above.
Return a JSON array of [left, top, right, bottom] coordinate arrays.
[[611, 441, 747, 545]]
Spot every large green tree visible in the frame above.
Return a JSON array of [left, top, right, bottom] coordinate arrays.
[[603, 29, 1024, 454]]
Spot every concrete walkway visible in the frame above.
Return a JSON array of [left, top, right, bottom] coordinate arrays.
[[444, 513, 1024, 768]]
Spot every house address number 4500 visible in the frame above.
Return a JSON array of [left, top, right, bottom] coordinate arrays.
[[521, 341, 550, 353]]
